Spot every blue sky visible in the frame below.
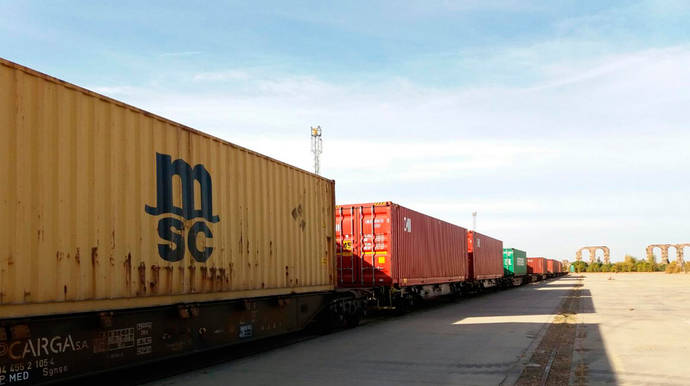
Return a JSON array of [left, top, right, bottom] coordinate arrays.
[[2, 1, 689, 261]]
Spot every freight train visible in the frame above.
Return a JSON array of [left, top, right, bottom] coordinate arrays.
[[333, 203, 562, 316], [0, 58, 565, 385]]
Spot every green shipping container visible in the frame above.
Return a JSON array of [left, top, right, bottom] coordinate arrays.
[[503, 248, 527, 276]]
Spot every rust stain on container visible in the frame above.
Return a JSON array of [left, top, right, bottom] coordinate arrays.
[[164, 266, 173, 294], [200, 266, 208, 291], [0, 57, 335, 319], [189, 265, 196, 293], [124, 254, 132, 289], [138, 263, 146, 295], [150, 265, 160, 293], [208, 267, 216, 291]]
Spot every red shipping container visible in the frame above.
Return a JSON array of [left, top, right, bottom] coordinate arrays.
[[467, 231, 503, 280], [527, 257, 547, 274], [546, 259, 556, 274], [335, 202, 468, 288]]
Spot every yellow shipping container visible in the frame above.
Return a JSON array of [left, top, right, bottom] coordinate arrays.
[[0, 58, 336, 319]]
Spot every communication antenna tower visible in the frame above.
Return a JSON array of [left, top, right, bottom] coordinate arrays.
[[311, 126, 323, 175], [472, 211, 477, 231]]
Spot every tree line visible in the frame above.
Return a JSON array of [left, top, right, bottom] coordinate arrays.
[[570, 255, 689, 273]]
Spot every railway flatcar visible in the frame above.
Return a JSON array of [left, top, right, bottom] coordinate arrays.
[[0, 58, 357, 385]]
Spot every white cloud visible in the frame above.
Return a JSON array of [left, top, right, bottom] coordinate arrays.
[[88, 45, 690, 262]]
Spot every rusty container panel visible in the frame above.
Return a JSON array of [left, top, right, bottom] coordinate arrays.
[[335, 202, 467, 287], [527, 257, 547, 274], [0, 58, 336, 318], [467, 231, 503, 280]]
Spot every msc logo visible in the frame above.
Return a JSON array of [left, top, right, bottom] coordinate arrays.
[[145, 153, 220, 263]]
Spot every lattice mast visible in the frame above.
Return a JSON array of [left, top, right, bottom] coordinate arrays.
[[311, 126, 323, 175]]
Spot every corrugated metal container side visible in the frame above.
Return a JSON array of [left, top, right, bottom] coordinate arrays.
[[503, 248, 527, 276], [527, 257, 547, 274], [546, 259, 556, 274], [467, 231, 503, 280], [335, 202, 468, 287], [394, 204, 468, 285], [0, 58, 336, 318]]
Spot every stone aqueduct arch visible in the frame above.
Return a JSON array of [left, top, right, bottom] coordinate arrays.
[[645, 244, 690, 264], [576, 246, 611, 264]]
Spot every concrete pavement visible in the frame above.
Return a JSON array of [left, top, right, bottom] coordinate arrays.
[[148, 273, 690, 385], [573, 273, 690, 385], [150, 278, 575, 386]]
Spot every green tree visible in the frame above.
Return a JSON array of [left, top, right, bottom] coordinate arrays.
[[572, 261, 588, 273], [635, 261, 653, 272], [622, 255, 638, 272], [666, 261, 681, 273], [646, 253, 658, 272], [587, 261, 602, 272]]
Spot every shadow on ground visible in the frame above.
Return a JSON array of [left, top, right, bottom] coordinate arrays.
[[76, 276, 618, 385]]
